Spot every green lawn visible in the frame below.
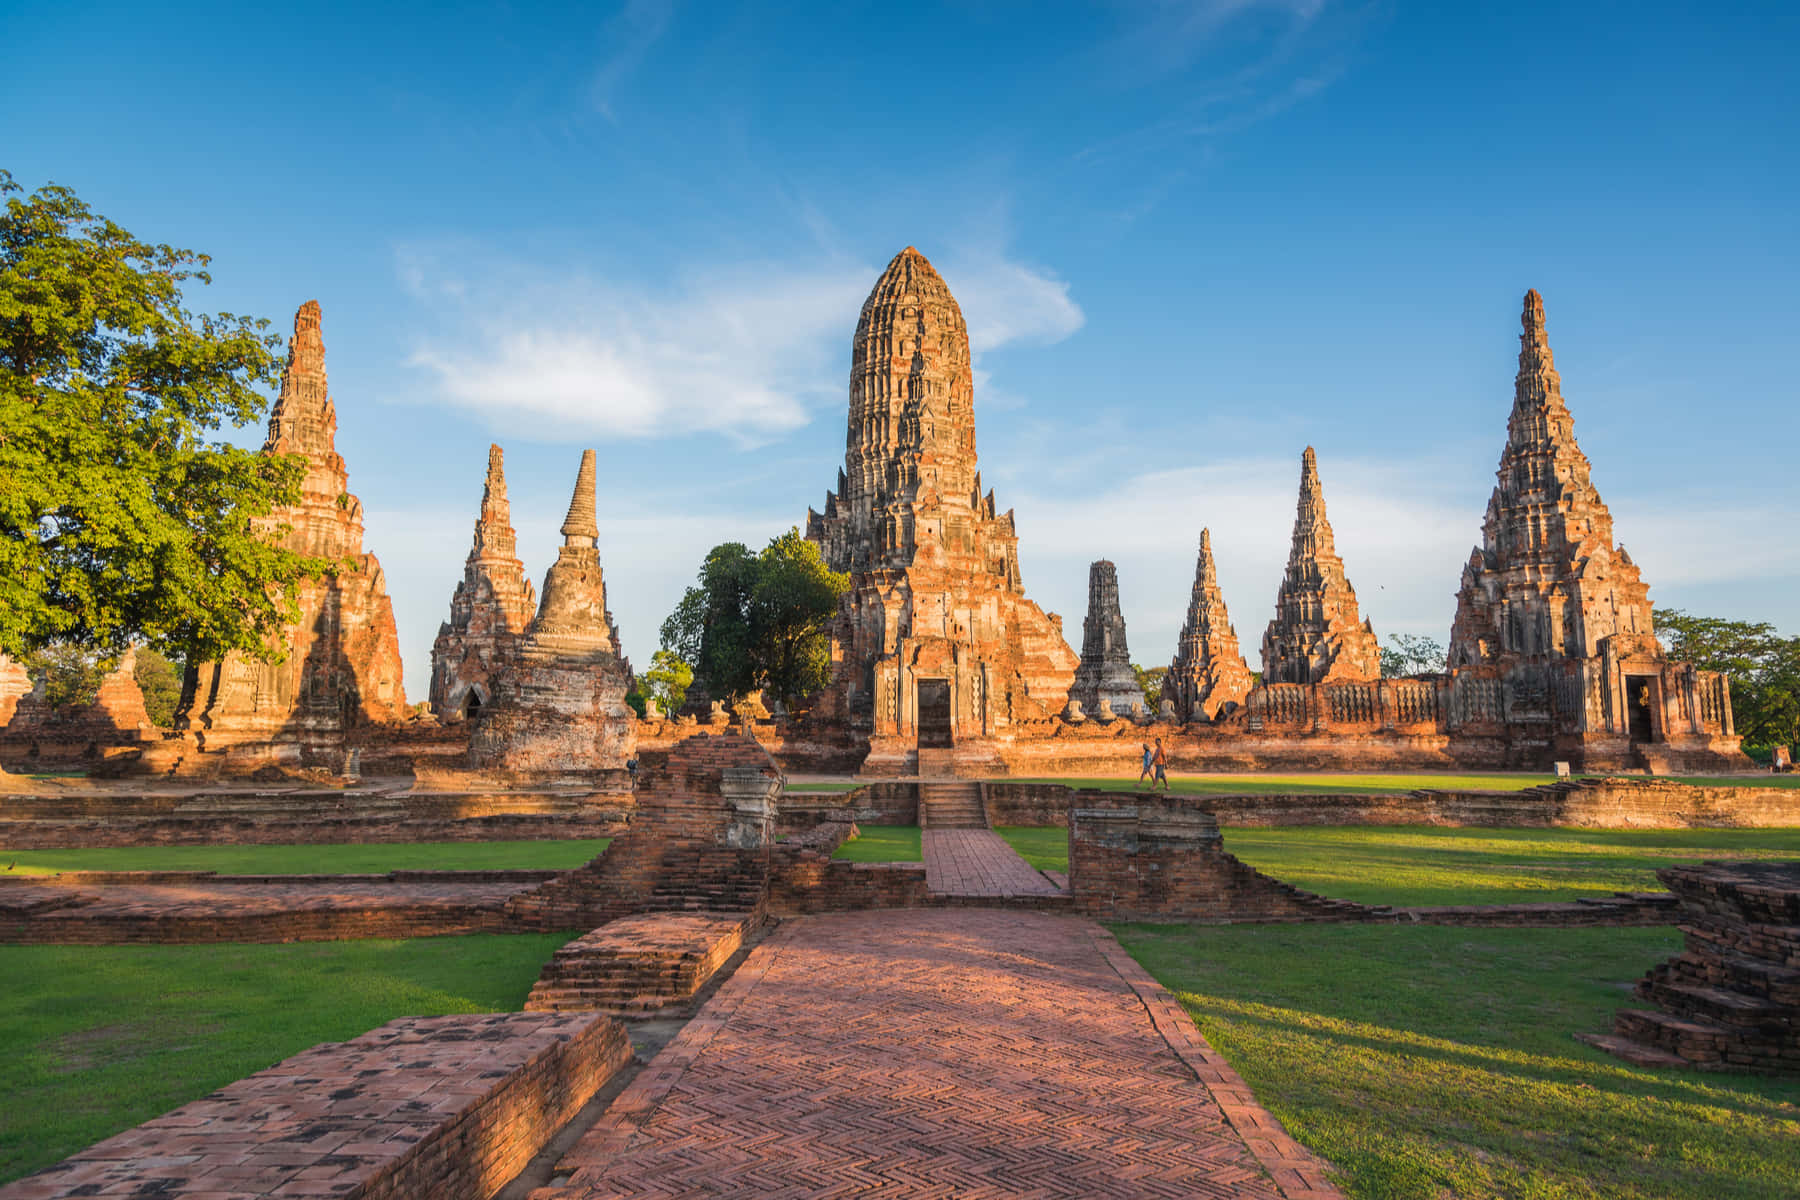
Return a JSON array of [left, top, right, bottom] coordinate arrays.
[[0, 839, 611, 877], [994, 826, 1068, 873], [0, 935, 572, 1185], [1221, 826, 1800, 906], [829, 824, 922, 862], [1117, 922, 1800, 1200], [1003, 772, 1798, 794]]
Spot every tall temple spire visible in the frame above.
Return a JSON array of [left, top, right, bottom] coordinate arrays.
[[1070, 560, 1140, 716], [1166, 528, 1254, 720], [429, 443, 539, 720], [1448, 289, 1652, 667], [561, 449, 600, 547], [1261, 447, 1380, 684]]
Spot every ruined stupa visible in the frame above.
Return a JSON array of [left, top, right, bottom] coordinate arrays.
[[1070, 561, 1141, 718], [1165, 529, 1255, 720], [1444, 291, 1739, 767], [0, 654, 29, 727], [429, 444, 538, 722], [805, 247, 1077, 768], [468, 450, 635, 781], [177, 301, 407, 760], [1261, 447, 1380, 684]]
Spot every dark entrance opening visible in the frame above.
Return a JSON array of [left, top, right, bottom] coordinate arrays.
[[916, 678, 953, 748], [461, 692, 483, 721], [1625, 675, 1657, 743]]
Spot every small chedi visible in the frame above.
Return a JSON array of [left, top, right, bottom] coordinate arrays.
[[0, 649, 157, 767], [1070, 560, 1142, 719], [468, 449, 635, 782], [429, 444, 538, 722], [1164, 529, 1255, 722], [804, 247, 1078, 772], [0, 655, 30, 727], [1261, 447, 1381, 685], [1442, 291, 1739, 770], [174, 301, 407, 766]]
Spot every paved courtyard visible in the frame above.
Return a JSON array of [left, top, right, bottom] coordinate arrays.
[[541, 909, 1340, 1198], [921, 828, 1064, 897]]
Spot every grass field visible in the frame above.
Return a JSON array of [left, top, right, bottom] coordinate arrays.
[[1117, 922, 1800, 1200], [0, 839, 611, 877], [829, 824, 922, 862], [993, 826, 1068, 873], [1007, 772, 1800, 795], [0, 935, 572, 1186]]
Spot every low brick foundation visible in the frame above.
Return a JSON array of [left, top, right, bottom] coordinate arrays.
[[0, 1012, 632, 1200], [524, 911, 754, 1013], [1589, 861, 1800, 1073]]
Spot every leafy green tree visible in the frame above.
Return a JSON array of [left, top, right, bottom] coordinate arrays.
[[0, 170, 328, 665], [660, 529, 848, 706], [133, 647, 182, 727], [1132, 664, 1167, 710], [1380, 633, 1446, 678], [19, 643, 110, 712], [1656, 608, 1800, 753], [640, 649, 693, 716]]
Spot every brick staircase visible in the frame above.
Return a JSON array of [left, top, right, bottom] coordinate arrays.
[[920, 781, 987, 829]]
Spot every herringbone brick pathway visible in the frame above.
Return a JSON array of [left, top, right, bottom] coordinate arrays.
[[922, 829, 1063, 897], [536, 910, 1341, 1199]]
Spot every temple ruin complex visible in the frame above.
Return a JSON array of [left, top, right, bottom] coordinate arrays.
[[1164, 530, 1255, 723], [803, 247, 1078, 773], [171, 301, 407, 766], [1070, 560, 1142, 720], [1261, 447, 1382, 685], [429, 444, 538, 723]]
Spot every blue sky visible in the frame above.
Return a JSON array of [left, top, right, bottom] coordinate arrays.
[[6, 1, 1797, 696]]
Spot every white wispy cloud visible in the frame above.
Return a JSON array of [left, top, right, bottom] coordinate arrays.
[[589, 0, 675, 121], [395, 243, 1086, 445]]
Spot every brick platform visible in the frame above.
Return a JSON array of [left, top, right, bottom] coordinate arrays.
[[0, 1012, 632, 1200], [0, 874, 533, 943], [922, 828, 1063, 898], [524, 911, 754, 1013], [535, 910, 1341, 1198]]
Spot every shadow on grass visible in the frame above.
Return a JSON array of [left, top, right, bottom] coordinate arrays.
[[1115, 922, 1800, 1200]]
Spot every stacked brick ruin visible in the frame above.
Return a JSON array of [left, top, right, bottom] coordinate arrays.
[[1163, 529, 1255, 722], [1069, 560, 1142, 720], [429, 444, 537, 723], [467, 450, 635, 784], [1261, 447, 1381, 686], [1443, 291, 1740, 770], [0, 650, 158, 768], [1597, 862, 1799, 1072], [170, 301, 407, 769], [0, 655, 29, 726], [804, 247, 1078, 774], [506, 733, 782, 930]]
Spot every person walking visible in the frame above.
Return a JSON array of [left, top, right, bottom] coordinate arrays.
[[1151, 738, 1169, 791], [1137, 742, 1154, 787]]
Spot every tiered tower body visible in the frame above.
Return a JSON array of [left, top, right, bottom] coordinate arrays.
[[1070, 561, 1142, 717], [1165, 530, 1255, 721], [178, 302, 407, 757], [1444, 291, 1738, 768], [1261, 448, 1380, 685], [805, 247, 1077, 768], [429, 445, 538, 721], [469, 450, 635, 781]]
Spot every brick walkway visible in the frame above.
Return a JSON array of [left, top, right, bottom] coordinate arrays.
[[538, 910, 1340, 1199], [922, 829, 1063, 897]]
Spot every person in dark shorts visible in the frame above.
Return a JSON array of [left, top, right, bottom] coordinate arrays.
[[1151, 738, 1169, 790], [1138, 742, 1154, 786]]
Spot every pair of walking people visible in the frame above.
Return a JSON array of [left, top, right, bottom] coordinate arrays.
[[1138, 738, 1169, 790]]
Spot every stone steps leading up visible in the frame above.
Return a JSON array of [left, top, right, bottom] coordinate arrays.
[[920, 781, 987, 829], [1638, 978, 1793, 1030]]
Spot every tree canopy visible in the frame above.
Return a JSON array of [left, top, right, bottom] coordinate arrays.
[[1380, 633, 1446, 678], [1656, 608, 1799, 752], [0, 169, 327, 664], [660, 529, 849, 706]]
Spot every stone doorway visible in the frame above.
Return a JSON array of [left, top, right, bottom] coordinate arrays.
[[461, 691, 483, 721], [916, 678, 953, 748], [1625, 675, 1658, 743]]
